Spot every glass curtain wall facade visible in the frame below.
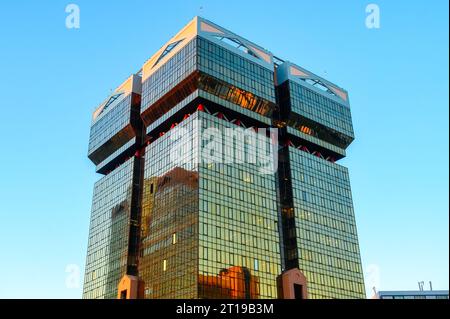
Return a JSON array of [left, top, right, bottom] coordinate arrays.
[[83, 157, 135, 299], [197, 112, 280, 299], [139, 114, 199, 299], [83, 16, 365, 299], [289, 150, 364, 298], [275, 61, 365, 299]]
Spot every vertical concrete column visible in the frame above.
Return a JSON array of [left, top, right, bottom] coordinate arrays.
[[277, 268, 308, 299]]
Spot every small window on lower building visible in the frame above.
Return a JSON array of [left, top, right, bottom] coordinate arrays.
[[172, 233, 177, 244]]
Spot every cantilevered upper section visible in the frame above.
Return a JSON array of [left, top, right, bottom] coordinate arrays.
[[276, 61, 354, 150], [88, 74, 142, 166], [142, 16, 274, 82], [140, 16, 277, 127], [276, 61, 350, 107], [88, 16, 356, 168]]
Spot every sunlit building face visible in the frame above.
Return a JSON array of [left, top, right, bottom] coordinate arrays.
[[82, 17, 365, 299]]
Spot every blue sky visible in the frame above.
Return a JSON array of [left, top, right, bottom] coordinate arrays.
[[0, 1, 448, 298]]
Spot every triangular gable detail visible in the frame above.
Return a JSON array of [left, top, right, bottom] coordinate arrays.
[[200, 21, 225, 35], [328, 85, 348, 101], [172, 19, 197, 43], [248, 45, 272, 64], [290, 66, 309, 78], [93, 92, 124, 121], [153, 39, 184, 67]]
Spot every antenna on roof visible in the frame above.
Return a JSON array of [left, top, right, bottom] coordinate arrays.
[[418, 281, 424, 291], [429, 281, 433, 291]]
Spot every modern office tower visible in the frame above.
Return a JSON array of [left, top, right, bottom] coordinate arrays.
[[83, 16, 365, 299]]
